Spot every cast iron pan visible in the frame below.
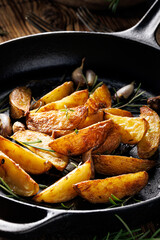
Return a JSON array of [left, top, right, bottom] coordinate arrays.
[[0, 0, 160, 238]]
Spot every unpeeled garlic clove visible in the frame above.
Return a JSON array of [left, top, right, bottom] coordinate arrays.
[[114, 81, 135, 100], [0, 113, 12, 137]]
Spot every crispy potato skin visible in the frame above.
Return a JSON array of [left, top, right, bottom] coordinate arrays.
[[33, 160, 92, 203], [0, 135, 52, 174], [85, 84, 111, 114], [138, 106, 160, 159], [12, 130, 69, 171], [93, 125, 121, 154], [9, 86, 31, 119], [93, 155, 155, 176], [26, 106, 88, 135], [103, 108, 133, 117], [105, 113, 148, 144], [0, 151, 39, 196], [78, 109, 104, 129], [37, 89, 89, 112], [32, 81, 74, 109], [73, 171, 148, 203], [49, 119, 114, 156]]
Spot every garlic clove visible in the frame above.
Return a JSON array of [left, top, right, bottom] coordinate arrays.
[[0, 113, 12, 137], [114, 81, 135, 100]]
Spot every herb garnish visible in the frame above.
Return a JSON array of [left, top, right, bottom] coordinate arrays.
[[0, 177, 21, 200], [22, 140, 55, 152], [106, 0, 120, 12], [112, 83, 146, 113], [61, 105, 75, 119]]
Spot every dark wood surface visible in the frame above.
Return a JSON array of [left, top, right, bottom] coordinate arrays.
[[0, 0, 160, 239]]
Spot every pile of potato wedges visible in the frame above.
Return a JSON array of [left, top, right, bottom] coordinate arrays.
[[0, 77, 160, 207]]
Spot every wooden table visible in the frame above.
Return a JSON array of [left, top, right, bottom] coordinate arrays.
[[0, 0, 160, 239]]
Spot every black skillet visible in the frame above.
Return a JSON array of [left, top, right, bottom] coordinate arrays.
[[0, 0, 160, 238]]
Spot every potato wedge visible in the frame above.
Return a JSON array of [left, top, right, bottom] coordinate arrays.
[[12, 130, 69, 171], [78, 109, 104, 129], [37, 89, 89, 112], [82, 149, 95, 179], [93, 155, 155, 176], [0, 135, 52, 174], [9, 86, 31, 119], [52, 130, 74, 138], [93, 125, 121, 154], [0, 150, 39, 196], [73, 171, 148, 203], [104, 108, 133, 117], [137, 106, 160, 158], [105, 113, 148, 144], [49, 119, 114, 156], [26, 105, 88, 135], [85, 84, 111, 114], [33, 160, 92, 203], [31, 81, 74, 109]]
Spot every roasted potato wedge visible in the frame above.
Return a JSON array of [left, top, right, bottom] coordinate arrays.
[[85, 84, 111, 114], [26, 105, 88, 135], [78, 109, 104, 129], [137, 106, 160, 158], [31, 81, 74, 109], [37, 89, 89, 112], [0, 135, 52, 174], [93, 155, 155, 176], [93, 125, 121, 154], [0, 150, 39, 196], [9, 86, 31, 119], [103, 108, 133, 117], [73, 171, 148, 203], [12, 130, 69, 171], [105, 113, 148, 144], [52, 130, 74, 138], [49, 119, 114, 156], [82, 149, 95, 179], [33, 160, 92, 203]]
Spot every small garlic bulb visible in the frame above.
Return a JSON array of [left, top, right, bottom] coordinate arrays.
[[0, 113, 12, 137]]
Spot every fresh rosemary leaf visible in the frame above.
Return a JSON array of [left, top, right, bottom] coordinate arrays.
[[0, 177, 21, 200], [111, 194, 123, 203], [109, 197, 118, 206], [22, 142, 55, 152], [115, 214, 135, 240], [22, 139, 42, 144], [39, 184, 48, 189]]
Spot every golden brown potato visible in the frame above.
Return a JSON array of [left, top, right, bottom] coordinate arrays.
[[26, 105, 88, 135], [0, 135, 52, 174], [33, 160, 92, 203], [73, 171, 148, 204], [0, 150, 39, 196], [49, 119, 114, 156], [37, 89, 89, 112], [93, 155, 155, 176], [103, 108, 133, 117], [137, 106, 160, 159], [52, 130, 74, 138], [85, 84, 111, 114], [12, 130, 69, 171], [78, 109, 104, 129], [93, 125, 121, 154], [31, 81, 74, 109], [82, 149, 95, 179], [9, 86, 31, 119], [105, 113, 148, 144]]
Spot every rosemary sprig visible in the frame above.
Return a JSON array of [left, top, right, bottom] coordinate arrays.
[[106, 0, 120, 12], [22, 142, 55, 152], [0, 177, 21, 200], [112, 83, 145, 111], [60, 105, 75, 119]]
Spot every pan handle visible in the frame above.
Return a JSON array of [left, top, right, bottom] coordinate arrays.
[[113, 0, 160, 48], [0, 196, 65, 235]]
